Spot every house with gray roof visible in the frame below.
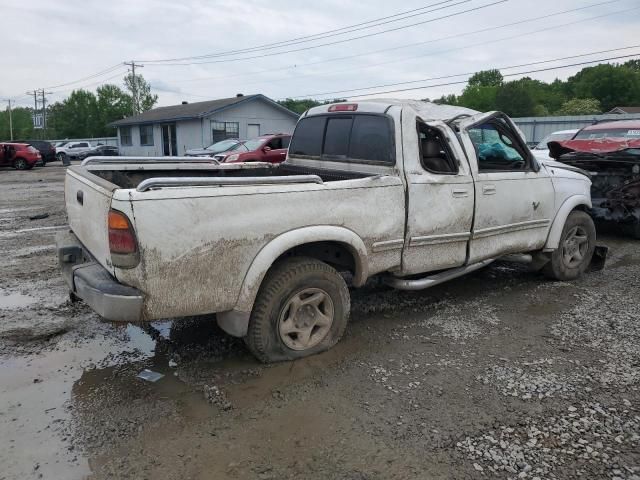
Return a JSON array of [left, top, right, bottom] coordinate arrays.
[[109, 94, 299, 156]]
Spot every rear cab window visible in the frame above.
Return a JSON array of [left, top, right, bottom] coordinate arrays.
[[289, 113, 395, 165]]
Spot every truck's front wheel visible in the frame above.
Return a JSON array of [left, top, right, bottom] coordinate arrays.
[[245, 257, 350, 363], [543, 210, 596, 281]]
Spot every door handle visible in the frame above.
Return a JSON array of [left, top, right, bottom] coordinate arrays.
[[76, 190, 84, 205], [452, 189, 469, 198], [482, 184, 497, 195]]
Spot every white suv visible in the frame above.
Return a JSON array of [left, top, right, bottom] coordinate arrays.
[[56, 141, 92, 162]]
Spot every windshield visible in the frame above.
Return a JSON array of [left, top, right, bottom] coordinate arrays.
[[574, 128, 640, 140], [242, 138, 266, 151], [55, 141, 68, 147], [205, 139, 238, 152], [534, 132, 576, 149]]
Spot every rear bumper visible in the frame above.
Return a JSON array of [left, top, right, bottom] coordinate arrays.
[[56, 230, 143, 322]]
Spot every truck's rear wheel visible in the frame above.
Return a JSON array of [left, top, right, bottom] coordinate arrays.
[[245, 257, 350, 363], [543, 210, 595, 281]]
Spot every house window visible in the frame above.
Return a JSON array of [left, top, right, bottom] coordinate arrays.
[[140, 125, 154, 146], [212, 121, 240, 143], [120, 126, 133, 146]]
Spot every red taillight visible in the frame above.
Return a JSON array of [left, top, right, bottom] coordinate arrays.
[[108, 210, 137, 255], [328, 103, 358, 112]]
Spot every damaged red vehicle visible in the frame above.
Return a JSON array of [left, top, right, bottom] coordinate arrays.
[[549, 120, 640, 239]]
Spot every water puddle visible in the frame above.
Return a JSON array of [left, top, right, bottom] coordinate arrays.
[[0, 313, 365, 478], [0, 289, 38, 310]]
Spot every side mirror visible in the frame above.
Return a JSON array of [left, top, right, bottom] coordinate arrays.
[[263, 146, 272, 152]]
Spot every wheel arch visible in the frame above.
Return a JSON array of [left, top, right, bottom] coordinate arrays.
[[544, 194, 592, 250], [234, 226, 368, 314]]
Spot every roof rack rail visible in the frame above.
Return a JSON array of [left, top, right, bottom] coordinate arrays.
[[81, 156, 220, 166]]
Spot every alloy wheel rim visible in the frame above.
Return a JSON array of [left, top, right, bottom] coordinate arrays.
[[278, 287, 334, 351], [562, 226, 589, 268]]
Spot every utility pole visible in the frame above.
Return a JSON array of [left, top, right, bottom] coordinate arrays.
[[123, 61, 144, 115], [5, 99, 13, 141], [26, 90, 40, 136], [40, 89, 52, 135]]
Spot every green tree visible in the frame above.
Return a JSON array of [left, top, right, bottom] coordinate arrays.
[[0, 106, 35, 140], [567, 64, 640, 111], [468, 69, 503, 87], [277, 98, 346, 114], [624, 59, 640, 72], [96, 84, 131, 135], [48, 90, 99, 138], [495, 81, 536, 117], [433, 94, 458, 105], [555, 98, 602, 115], [456, 85, 498, 112], [123, 73, 158, 114], [533, 104, 550, 116]]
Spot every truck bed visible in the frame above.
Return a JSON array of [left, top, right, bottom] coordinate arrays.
[[64, 159, 404, 320], [85, 162, 373, 189]]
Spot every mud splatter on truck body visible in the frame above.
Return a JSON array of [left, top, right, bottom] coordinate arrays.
[[550, 139, 640, 238]]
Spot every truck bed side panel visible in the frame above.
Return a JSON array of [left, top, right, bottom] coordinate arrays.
[[115, 177, 405, 320]]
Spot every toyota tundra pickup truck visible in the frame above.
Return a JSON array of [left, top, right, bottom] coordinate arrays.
[[56, 100, 602, 362]]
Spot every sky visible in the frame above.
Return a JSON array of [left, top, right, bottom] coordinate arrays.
[[2, 0, 639, 108]]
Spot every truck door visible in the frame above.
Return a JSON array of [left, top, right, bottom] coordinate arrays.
[[263, 137, 288, 163], [401, 119, 474, 274], [458, 112, 555, 263]]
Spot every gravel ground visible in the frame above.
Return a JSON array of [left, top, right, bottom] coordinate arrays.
[[0, 164, 638, 479]]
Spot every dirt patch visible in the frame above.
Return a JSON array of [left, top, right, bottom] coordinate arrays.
[[1, 165, 639, 480]]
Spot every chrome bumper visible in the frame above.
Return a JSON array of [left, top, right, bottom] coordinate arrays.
[[56, 230, 143, 322]]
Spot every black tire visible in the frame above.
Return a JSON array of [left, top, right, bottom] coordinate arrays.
[[543, 210, 596, 281], [245, 257, 350, 363], [13, 158, 28, 170]]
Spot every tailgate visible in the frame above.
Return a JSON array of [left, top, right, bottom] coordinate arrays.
[[65, 167, 116, 273]]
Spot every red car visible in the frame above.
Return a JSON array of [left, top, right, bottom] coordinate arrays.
[[213, 133, 291, 164], [0, 142, 41, 170]]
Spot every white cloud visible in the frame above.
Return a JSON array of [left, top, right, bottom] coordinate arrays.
[[2, 0, 638, 107]]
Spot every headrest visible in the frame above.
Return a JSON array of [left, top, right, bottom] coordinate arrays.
[[421, 138, 442, 157]]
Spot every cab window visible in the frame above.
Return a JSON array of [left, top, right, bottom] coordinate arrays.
[[266, 138, 282, 150], [468, 119, 528, 171], [417, 122, 457, 174], [289, 114, 394, 165]]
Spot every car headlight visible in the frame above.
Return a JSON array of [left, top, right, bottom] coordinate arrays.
[[225, 154, 240, 162]]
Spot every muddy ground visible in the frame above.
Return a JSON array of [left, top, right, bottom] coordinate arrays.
[[1, 165, 639, 480]]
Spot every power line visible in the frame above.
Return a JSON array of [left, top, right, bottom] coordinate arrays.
[[147, 0, 507, 66], [156, 0, 627, 87], [139, 0, 462, 62], [313, 53, 640, 101], [49, 69, 128, 96], [42, 64, 124, 90], [279, 0, 630, 83], [276, 4, 640, 90], [157, 2, 638, 101], [291, 45, 640, 98]]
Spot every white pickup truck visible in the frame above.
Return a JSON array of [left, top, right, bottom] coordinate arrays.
[[56, 100, 604, 362]]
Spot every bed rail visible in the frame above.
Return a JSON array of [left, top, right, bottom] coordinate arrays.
[[81, 156, 220, 166], [136, 175, 324, 192]]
